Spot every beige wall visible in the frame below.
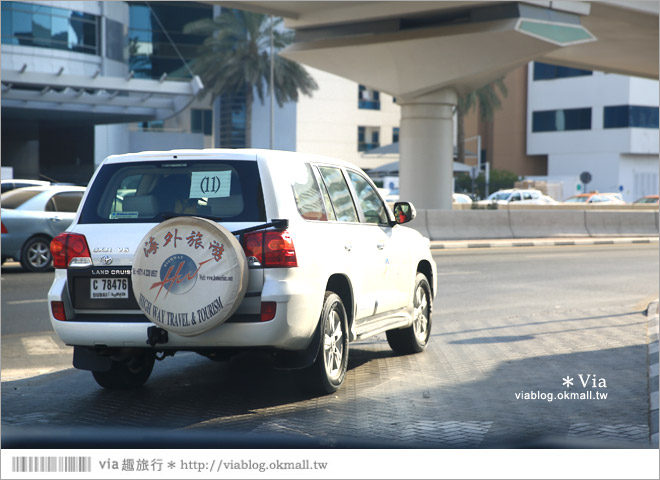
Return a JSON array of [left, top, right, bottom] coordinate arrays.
[[296, 67, 400, 169], [464, 65, 547, 176]]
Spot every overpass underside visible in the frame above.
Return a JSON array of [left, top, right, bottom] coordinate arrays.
[[217, 0, 658, 209]]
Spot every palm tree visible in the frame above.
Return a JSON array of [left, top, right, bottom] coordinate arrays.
[[183, 9, 318, 147], [455, 78, 508, 165]]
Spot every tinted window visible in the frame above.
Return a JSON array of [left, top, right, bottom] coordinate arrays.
[[291, 164, 328, 221], [533, 62, 592, 80], [49, 192, 84, 212], [347, 171, 389, 224], [604, 105, 659, 129], [0, 189, 42, 209], [78, 160, 265, 224], [317, 167, 358, 223], [532, 108, 591, 132]]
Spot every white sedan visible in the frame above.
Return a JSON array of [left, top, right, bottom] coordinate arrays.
[[478, 189, 555, 205]]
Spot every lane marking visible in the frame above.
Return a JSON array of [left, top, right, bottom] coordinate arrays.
[[6, 299, 48, 305]]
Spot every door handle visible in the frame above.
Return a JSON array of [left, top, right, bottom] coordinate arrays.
[[51, 216, 63, 222]]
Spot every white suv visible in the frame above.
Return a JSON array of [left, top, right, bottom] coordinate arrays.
[[48, 149, 436, 393]]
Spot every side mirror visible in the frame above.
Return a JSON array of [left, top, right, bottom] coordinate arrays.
[[393, 201, 416, 225]]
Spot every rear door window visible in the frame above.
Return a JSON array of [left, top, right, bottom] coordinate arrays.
[[317, 166, 359, 223], [78, 160, 266, 224]]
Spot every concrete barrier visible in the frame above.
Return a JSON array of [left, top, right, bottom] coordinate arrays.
[[509, 210, 589, 238], [407, 208, 430, 239], [413, 207, 659, 240], [426, 210, 513, 240], [585, 210, 660, 236]]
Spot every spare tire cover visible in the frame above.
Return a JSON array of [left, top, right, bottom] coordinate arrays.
[[132, 217, 248, 336]]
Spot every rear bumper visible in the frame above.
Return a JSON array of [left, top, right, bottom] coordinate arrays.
[[48, 270, 323, 351], [1, 234, 23, 260]]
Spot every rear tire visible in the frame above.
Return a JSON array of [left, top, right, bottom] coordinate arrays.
[[20, 236, 52, 272], [92, 351, 155, 389], [307, 292, 349, 394], [386, 273, 432, 354]]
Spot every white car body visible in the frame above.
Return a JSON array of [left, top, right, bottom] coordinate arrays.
[[48, 149, 436, 391], [452, 193, 473, 204], [477, 188, 553, 205]]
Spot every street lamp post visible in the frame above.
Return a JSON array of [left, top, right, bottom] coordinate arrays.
[[269, 15, 275, 149]]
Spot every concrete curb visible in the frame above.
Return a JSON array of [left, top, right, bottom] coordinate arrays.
[[647, 300, 659, 447], [430, 236, 659, 250]]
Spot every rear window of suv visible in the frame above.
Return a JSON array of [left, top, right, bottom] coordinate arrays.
[[78, 160, 266, 224]]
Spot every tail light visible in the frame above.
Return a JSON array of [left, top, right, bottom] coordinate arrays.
[[51, 301, 67, 321], [51, 233, 92, 268], [242, 230, 297, 268], [1, 222, 7, 234]]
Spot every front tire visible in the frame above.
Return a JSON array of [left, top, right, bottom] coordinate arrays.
[[386, 273, 432, 354], [20, 236, 52, 272], [92, 351, 155, 389], [308, 292, 349, 394]]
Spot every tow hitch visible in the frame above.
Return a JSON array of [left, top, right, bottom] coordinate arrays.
[[146, 326, 169, 346]]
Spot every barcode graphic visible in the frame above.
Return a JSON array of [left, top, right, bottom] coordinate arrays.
[[12, 456, 92, 473]]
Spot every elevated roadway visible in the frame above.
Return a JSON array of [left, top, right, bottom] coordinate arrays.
[[215, 1, 659, 210]]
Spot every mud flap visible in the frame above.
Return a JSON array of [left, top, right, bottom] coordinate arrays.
[[272, 318, 322, 370], [73, 346, 112, 372]]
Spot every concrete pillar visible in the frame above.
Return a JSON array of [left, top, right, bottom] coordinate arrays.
[[399, 88, 458, 210]]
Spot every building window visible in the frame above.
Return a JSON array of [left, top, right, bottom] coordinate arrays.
[[219, 91, 247, 148], [128, 1, 211, 79], [533, 62, 592, 81], [1, 1, 99, 55], [358, 85, 380, 110], [191, 109, 212, 135], [604, 105, 659, 129], [139, 120, 165, 131], [532, 108, 591, 132], [358, 126, 380, 152], [392, 127, 400, 143]]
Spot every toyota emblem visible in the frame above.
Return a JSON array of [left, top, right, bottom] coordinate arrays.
[[101, 255, 113, 265]]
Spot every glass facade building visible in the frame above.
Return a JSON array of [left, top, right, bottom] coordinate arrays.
[[128, 1, 211, 79], [1, 1, 99, 55]]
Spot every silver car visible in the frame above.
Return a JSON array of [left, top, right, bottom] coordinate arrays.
[[1, 185, 86, 272]]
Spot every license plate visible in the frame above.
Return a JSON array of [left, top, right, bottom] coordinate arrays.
[[90, 278, 129, 299]]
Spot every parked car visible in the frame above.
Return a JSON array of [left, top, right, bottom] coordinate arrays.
[[1, 185, 86, 271], [47, 149, 437, 393], [452, 193, 473, 204], [477, 188, 552, 205], [1, 178, 51, 193], [382, 188, 472, 205], [563, 192, 625, 205], [633, 195, 659, 204]]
